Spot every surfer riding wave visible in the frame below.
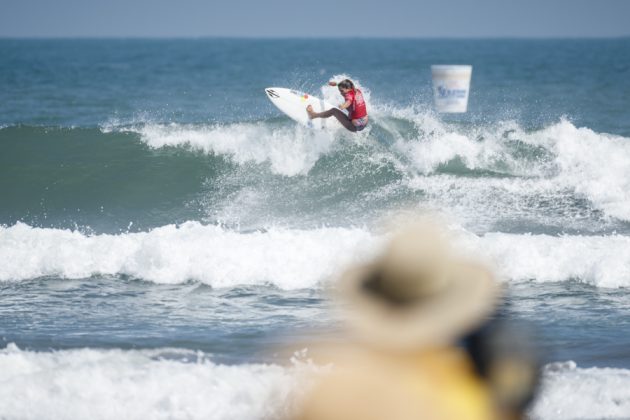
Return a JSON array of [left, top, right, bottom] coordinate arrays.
[[307, 79, 368, 132]]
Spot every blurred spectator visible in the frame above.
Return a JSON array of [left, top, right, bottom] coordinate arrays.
[[293, 221, 538, 420]]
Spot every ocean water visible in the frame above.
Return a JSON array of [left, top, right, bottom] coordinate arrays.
[[1, 38, 630, 419]]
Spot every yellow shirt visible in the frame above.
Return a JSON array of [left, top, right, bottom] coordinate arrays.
[[294, 346, 497, 420]]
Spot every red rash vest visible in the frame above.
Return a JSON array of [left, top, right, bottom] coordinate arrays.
[[344, 88, 368, 120]]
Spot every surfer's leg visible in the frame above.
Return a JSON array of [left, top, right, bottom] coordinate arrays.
[[327, 109, 357, 132], [307, 106, 356, 132]]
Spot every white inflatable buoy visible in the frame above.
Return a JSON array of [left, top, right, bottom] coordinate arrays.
[[431, 65, 472, 113]]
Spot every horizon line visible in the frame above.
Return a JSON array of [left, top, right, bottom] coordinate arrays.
[[1, 35, 629, 41]]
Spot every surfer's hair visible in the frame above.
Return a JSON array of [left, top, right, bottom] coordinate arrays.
[[338, 79, 355, 90]]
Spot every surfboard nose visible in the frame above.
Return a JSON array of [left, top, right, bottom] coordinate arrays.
[[265, 88, 279, 98]]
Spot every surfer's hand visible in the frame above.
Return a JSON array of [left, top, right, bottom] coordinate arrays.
[[306, 105, 316, 119], [328, 81, 337, 87]]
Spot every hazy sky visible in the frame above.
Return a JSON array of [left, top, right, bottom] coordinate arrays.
[[1, 0, 629, 38]]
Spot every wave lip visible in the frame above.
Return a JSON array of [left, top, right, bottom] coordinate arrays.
[[121, 122, 338, 177]]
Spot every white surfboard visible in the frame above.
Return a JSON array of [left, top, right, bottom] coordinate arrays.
[[265, 87, 342, 130]]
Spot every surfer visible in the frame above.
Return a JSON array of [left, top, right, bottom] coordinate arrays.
[[307, 79, 368, 132]]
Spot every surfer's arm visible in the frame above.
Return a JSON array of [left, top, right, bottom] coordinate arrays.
[[338, 100, 352, 110]]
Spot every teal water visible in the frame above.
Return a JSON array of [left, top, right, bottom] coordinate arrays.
[[2, 39, 629, 133]]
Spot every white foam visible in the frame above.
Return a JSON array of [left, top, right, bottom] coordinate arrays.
[[407, 174, 600, 232], [2, 345, 628, 420], [530, 361, 630, 419], [391, 110, 525, 176], [0, 222, 376, 288], [2, 222, 629, 287], [528, 119, 630, 221], [362, 102, 630, 222], [474, 232, 630, 288], [0, 343, 310, 420], [370, 105, 531, 176], [129, 122, 337, 176]]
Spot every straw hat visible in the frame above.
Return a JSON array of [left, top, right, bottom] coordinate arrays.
[[338, 222, 500, 350]]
